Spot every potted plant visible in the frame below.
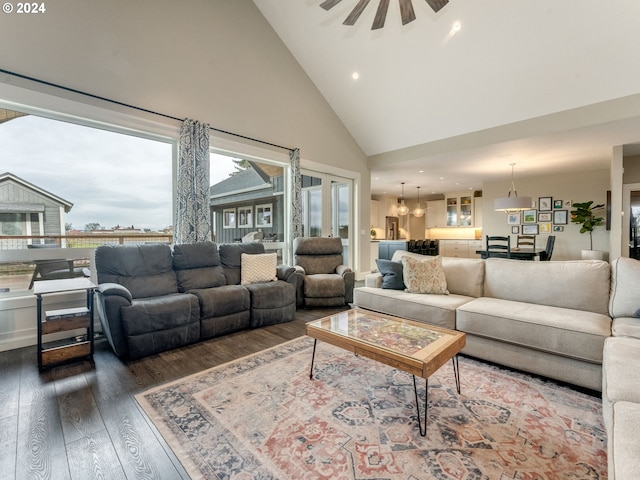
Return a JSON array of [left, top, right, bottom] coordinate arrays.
[[570, 200, 605, 259]]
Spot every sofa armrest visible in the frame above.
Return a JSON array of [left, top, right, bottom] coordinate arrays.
[[97, 282, 133, 302], [337, 266, 355, 304], [95, 283, 133, 358], [276, 265, 296, 282], [365, 272, 383, 288]]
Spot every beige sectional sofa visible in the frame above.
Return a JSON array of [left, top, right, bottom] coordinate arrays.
[[602, 257, 640, 480], [355, 251, 640, 478], [355, 250, 610, 391]]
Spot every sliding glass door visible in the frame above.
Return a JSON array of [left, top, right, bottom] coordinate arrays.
[[301, 171, 353, 266]]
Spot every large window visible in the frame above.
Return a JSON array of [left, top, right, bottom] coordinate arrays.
[[0, 109, 173, 294]]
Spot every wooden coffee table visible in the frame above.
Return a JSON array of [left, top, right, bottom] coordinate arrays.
[[306, 307, 466, 436]]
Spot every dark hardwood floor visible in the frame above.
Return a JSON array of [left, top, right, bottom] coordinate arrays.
[[0, 307, 349, 480]]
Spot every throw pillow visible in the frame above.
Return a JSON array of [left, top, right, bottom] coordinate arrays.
[[375, 259, 405, 290], [241, 252, 277, 285], [401, 255, 449, 295]]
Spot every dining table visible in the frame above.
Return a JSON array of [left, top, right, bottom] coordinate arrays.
[[475, 248, 546, 261]]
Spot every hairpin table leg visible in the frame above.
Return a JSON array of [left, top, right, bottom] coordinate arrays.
[[309, 339, 317, 379], [452, 355, 461, 394], [413, 375, 428, 436]]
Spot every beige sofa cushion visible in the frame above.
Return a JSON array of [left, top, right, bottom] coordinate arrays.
[[352, 286, 473, 330], [609, 401, 640, 480], [389, 250, 485, 297], [610, 257, 640, 320], [457, 297, 611, 363], [483, 258, 610, 315]]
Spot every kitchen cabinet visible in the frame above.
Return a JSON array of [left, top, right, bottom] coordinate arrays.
[[426, 200, 445, 228], [446, 195, 474, 227], [441, 239, 483, 258]]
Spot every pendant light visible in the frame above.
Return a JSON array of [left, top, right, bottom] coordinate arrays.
[[397, 182, 409, 216], [413, 186, 425, 217], [494, 163, 532, 213]]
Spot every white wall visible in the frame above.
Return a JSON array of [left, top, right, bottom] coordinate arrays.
[[482, 169, 610, 260]]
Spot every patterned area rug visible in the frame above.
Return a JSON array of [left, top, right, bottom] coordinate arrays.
[[136, 336, 607, 479]]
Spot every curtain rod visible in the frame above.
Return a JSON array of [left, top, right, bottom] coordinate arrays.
[[0, 67, 296, 153]]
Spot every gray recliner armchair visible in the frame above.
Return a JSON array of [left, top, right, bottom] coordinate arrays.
[[293, 237, 354, 307]]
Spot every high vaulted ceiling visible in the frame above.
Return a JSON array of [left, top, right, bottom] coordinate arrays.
[[253, 0, 640, 197]]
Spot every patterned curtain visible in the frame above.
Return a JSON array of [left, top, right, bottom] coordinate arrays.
[[175, 119, 211, 244], [289, 148, 302, 244]]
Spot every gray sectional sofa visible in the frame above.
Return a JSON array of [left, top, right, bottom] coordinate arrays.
[[95, 241, 296, 360], [355, 250, 640, 478]]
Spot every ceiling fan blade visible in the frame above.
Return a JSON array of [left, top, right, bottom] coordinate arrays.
[[372, 0, 390, 30], [399, 0, 416, 25], [343, 0, 371, 25], [425, 0, 449, 13], [320, 0, 342, 11]]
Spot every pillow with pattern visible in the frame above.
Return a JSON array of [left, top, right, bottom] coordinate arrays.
[[401, 255, 449, 295], [241, 252, 277, 285]]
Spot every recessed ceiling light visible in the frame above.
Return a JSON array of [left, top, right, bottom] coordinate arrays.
[[352, 72, 360, 81], [451, 21, 462, 34], [419, 170, 424, 173]]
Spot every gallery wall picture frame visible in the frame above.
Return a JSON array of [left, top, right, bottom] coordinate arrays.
[[539, 222, 552, 233], [554, 199, 563, 209], [554, 226, 564, 232], [223, 208, 236, 229], [507, 212, 521, 225], [553, 209, 568, 225], [539, 197, 552, 211], [522, 224, 539, 235], [538, 212, 552, 222], [511, 226, 520, 234], [523, 209, 537, 223]]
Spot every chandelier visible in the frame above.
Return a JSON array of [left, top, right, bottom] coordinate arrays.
[[413, 186, 425, 217], [494, 163, 532, 213], [398, 182, 409, 216]]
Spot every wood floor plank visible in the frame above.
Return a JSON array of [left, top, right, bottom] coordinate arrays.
[[66, 430, 126, 480], [16, 347, 71, 480]]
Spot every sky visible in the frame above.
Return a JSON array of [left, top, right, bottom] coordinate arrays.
[[1, 115, 237, 231]]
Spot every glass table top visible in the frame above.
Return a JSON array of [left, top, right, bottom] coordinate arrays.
[[307, 308, 447, 357]]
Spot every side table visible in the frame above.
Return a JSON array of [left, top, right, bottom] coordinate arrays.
[[33, 277, 96, 370]]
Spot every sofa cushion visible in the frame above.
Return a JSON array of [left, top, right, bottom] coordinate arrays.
[[389, 250, 484, 297], [375, 259, 405, 290], [219, 242, 265, 285], [96, 244, 178, 298], [304, 274, 345, 298], [483, 258, 610, 315], [611, 317, 640, 339], [610, 257, 640, 319], [457, 297, 611, 363], [189, 284, 250, 319], [353, 286, 473, 330], [120, 293, 200, 359], [173, 242, 226, 292], [401, 255, 449, 295], [608, 401, 640, 480], [241, 252, 277, 285]]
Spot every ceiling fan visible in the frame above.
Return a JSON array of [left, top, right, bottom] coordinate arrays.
[[320, 0, 449, 30]]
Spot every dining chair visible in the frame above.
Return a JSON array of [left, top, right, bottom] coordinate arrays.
[[485, 235, 512, 259], [539, 235, 556, 261], [516, 235, 536, 250]]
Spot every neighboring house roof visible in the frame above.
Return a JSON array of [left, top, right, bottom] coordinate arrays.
[[0, 172, 74, 212], [209, 166, 270, 197], [209, 163, 281, 208]]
